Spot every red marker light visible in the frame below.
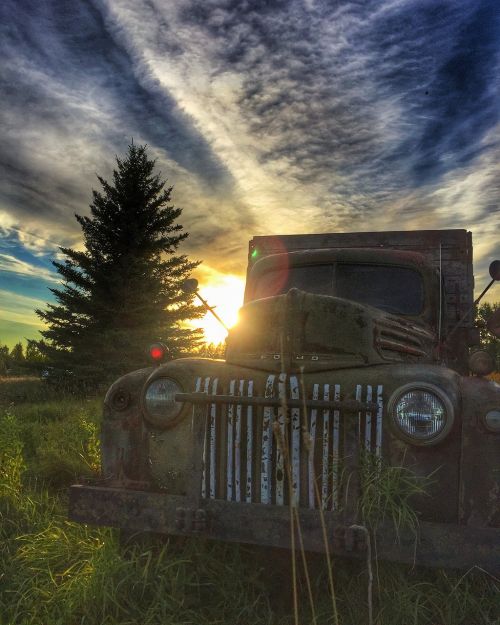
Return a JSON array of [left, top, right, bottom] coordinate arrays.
[[149, 343, 166, 362]]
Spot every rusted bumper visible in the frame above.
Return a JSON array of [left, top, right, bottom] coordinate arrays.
[[69, 484, 500, 573]]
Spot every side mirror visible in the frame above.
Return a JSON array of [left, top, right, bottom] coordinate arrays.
[[181, 278, 199, 294], [489, 260, 500, 281], [486, 308, 500, 338], [446, 260, 500, 343]]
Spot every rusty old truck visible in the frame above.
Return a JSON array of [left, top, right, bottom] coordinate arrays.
[[69, 230, 500, 572]]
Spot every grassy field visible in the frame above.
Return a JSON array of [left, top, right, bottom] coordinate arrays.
[[0, 376, 498, 625]]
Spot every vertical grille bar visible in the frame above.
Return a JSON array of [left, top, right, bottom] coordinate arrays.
[[376, 385, 383, 458], [308, 383, 319, 509], [246, 380, 254, 502], [290, 376, 301, 506], [209, 378, 218, 499], [195, 377, 384, 509], [321, 384, 330, 510], [365, 385, 373, 451], [275, 373, 287, 505], [235, 379, 244, 502], [226, 380, 236, 501], [332, 384, 341, 511], [355, 385, 362, 441], [201, 376, 210, 499], [261, 375, 275, 504]]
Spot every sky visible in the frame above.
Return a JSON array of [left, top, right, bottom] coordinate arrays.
[[1, 0, 499, 346]]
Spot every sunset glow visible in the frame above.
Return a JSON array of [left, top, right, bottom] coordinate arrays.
[[1, 2, 499, 346], [194, 275, 245, 345]]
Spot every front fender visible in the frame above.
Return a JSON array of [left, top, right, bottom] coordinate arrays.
[[459, 376, 500, 528]]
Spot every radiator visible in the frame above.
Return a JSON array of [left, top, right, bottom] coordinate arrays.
[[194, 374, 383, 510]]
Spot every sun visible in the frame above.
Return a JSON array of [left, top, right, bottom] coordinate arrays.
[[194, 275, 245, 345]]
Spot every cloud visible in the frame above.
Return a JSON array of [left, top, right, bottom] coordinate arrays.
[[1, 0, 230, 181], [0, 0, 246, 237], [0, 253, 58, 284], [0, 289, 47, 327], [403, 3, 500, 183], [147, 0, 499, 237], [0, 0, 499, 319]]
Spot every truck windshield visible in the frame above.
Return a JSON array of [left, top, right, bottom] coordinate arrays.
[[253, 263, 423, 315], [336, 264, 423, 314]]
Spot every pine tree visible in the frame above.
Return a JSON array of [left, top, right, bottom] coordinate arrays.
[[477, 302, 500, 371], [36, 144, 202, 386], [9, 342, 24, 363], [0, 342, 9, 375]]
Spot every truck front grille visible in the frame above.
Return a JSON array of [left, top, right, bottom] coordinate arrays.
[[193, 375, 383, 510]]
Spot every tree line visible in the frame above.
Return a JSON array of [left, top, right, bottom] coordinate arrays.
[[0, 341, 46, 376], [0, 339, 226, 378]]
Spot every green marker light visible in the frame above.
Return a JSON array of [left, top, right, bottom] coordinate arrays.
[[251, 249, 258, 259]]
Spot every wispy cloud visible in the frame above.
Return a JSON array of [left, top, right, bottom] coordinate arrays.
[[0, 289, 47, 327], [105, 0, 500, 237], [0, 0, 499, 323], [0, 253, 58, 283]]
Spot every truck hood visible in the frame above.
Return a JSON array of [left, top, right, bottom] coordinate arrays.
[[226, 289, 435, 372]]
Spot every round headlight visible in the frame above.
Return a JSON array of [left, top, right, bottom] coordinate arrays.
[[389, 383, 454, 445], [144, 377, 183, 428]]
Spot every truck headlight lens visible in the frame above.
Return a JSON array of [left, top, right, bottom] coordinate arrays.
[[389, 384, 454, 445], [144, 377, 183, 428]]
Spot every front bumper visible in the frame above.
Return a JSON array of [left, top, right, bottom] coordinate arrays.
[[69, 484, 500, 574]]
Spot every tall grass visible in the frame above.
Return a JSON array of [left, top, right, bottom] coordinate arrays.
[[0, 375, 77, 405], [5, 525, 273, 625], [358, 451, 431, 539], [0, 396, 273, 625], [1, 378, 499, 625]]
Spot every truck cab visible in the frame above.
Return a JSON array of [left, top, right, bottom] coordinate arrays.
[[69, 230, 500, 572]]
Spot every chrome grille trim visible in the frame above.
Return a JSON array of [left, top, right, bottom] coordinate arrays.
[[260, 375, 275, 504], [246, 380, 254, 502], [375, 384, 383, 458], [235, 379, 244, 503], [290, 375, 301, 506], [365, 385, 372, 451], [275, 373, 286, 505], [321, 384, 330, 510], [308, 383, 319, 509], [200, 376, 210, 499], [332, 383, 341, 511], [226, 379, 235, 501], [195, 376, 384, 509], [209, 378, 218, 499]]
